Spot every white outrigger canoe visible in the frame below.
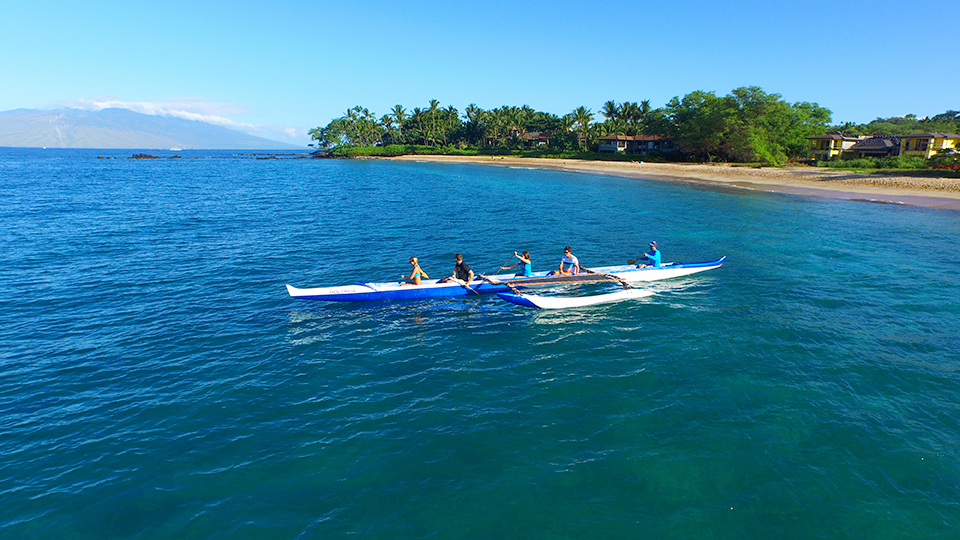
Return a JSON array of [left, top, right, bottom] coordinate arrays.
[[286, 257, 725, 302]]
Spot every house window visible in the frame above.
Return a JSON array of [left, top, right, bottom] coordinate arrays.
[[918, 140, 928, 151]]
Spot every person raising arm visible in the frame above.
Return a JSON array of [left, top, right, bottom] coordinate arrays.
[[500, 251, 532, 277]]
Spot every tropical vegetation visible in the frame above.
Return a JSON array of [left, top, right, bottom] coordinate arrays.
[[830, 111, 960, 137], [308, 87, 959, 168]]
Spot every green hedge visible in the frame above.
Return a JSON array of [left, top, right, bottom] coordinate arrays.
[[816, 156, 928, 169]]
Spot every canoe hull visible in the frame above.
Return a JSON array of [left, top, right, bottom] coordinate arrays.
[[287, 257, 725, 302], [588, 256, 726, 282], [285, 281, 513, 302]]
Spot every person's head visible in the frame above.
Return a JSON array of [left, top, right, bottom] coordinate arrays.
[[455, 253, 463, 262], [649, 241, 657, 250], [522, 251, 530, 259], [410, 256, 418, 265], [564, 246, 572, 255]]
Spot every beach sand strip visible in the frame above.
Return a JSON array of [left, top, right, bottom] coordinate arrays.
[[388, 155, 960, 211]]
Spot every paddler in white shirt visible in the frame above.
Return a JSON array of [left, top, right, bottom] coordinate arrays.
[[558, 246, 580, 275]]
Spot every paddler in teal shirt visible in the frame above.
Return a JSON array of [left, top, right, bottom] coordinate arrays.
[[500, 251, 532, 277], [636, 241, 661, 268]]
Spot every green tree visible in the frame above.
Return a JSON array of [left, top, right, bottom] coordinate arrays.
[[571, 106, 594, 151], [601, 100, 619, 122], [427, 99, 441, 145], [662, 91, 730, 161], [661, 87, 831, 164], [391, 105, 407, 141], [462, 103, 487, 146]]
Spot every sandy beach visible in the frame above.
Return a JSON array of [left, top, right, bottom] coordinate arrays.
[[389, 155, 960, 211]]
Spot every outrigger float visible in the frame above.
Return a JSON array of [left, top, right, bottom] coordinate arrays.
[[285, 257, 725, 304], [496, 288, 655, 309]]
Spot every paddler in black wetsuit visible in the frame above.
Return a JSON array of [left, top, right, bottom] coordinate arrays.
[[441, 253, 474, 283]]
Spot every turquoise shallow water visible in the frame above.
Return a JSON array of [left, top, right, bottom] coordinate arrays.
[[2, 148, 959, 539]]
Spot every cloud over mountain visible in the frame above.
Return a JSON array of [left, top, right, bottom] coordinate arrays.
[[0, 107, 302, 149]]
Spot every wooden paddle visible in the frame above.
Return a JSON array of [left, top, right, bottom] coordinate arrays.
[[491, 254, 515, 276], [451, 277, 479, 295]]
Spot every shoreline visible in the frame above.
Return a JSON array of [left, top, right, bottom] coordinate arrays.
[[387, 155, 960, 211]]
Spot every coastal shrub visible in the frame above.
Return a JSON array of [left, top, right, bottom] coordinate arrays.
[[817, 156, 927, 169], [928, 153, 960, 170], [547, 132, 580, 153], [327, 144, 485, 157], [877, 156, 927, 169]]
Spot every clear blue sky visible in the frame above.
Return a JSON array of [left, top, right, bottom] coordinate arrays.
[[2, 0, 957, 145]]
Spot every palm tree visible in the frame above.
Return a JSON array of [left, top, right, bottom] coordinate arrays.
[[572, 106, 594, 151], [411, 107, 425, 144], [516, 105, 534, 141], [640, 99, 652, 118], [427, 99, 441, 145], [344, 106, 360, 143], [463, 104, 486, 146], [624, 102, 639, 134], [391, 105, 407, 141], [464, 103, 484, 124], [638, 100, 652, 133], [488, 107, 507, 145], [601, 100, 620, 121], [442, 105, 459, 145], [357, 108, 375, 145], [380, 114, 395, 143]]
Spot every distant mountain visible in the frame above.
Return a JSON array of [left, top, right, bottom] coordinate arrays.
[[0, 108, 302, 149]]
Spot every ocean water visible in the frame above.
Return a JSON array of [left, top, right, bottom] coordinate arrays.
[[1, 148, 959, 539]]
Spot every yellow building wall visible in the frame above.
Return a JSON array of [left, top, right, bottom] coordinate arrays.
[[901, 137, 959, 159], [809, 140, 844, 159]]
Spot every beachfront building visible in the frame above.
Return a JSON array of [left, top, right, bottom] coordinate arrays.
[[844, 136, 902, 159], [807, 132, 862, 161], [899, 132, 960, 159], [597, 135, 678, 154], [522, 131, 550, 148]]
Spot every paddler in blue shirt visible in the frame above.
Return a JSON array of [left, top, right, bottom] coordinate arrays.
[[500, 251, 532, 277], [636, 241, 661, 268]]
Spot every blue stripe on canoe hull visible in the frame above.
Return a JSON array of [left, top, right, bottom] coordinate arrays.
[[297, 283, 514, 302]]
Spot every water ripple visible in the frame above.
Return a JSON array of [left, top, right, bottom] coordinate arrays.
[[2, 150, 960, 538]]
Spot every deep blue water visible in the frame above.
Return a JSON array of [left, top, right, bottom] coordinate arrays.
[[2, 148, 959, 539]]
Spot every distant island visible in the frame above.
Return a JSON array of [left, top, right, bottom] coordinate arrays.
[[0, 108, 301, 150]]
